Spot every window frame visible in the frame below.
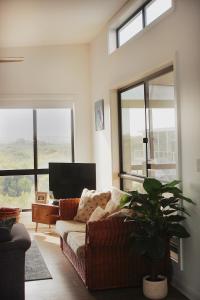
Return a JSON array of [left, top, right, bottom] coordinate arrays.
[[118, 65, 175, 189], [118, 68, 181, 264], [0, 108, 75, 211], [116, 0, 172, 48]]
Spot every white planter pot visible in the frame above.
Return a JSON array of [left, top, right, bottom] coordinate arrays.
[[143, 275, 168, 299]]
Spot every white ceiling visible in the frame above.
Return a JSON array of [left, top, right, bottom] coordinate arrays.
[[0, 0, 127, 48]]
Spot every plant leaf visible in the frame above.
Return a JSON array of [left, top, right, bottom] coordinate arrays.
[[143, 178, 162, 194], [146, 237, 166, 262], [161, 186, 182, 194], [163, 180, 181, 187], [167, 223, 190, 238], [176, 194, 195, 204], [163, 209, 177, 215], [134, 237, 149, 256], [165, 215, 186, 223], [170, 205, 190, 216], [160, 197, 179, 208], [120, 194, 131, 207]]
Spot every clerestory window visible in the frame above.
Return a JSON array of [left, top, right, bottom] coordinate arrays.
[[117, 0, 172, 47]]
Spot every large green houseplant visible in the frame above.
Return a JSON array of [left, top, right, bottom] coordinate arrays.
[[120, 178, 194, 299]]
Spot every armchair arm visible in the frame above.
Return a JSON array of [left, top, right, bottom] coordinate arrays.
[[86, 217, 135, 247], [0, 223, 31, 252], [59, 198, 80, 220]]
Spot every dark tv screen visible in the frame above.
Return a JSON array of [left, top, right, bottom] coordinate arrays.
[[49, 163, 96, 199]]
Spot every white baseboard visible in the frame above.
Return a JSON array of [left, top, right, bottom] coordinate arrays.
[[172, 278, 200, 300]]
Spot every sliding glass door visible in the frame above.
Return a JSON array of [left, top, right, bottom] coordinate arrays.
[[118, 66, 177, 189], [147, 71, 176, 180]]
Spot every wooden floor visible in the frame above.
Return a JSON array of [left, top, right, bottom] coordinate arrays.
[[25, 227, 189, 300]]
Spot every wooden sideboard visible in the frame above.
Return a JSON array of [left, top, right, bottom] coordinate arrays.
[[32, 203, 60, 231]]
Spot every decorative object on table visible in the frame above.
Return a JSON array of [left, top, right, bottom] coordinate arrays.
[[35, 191, 47, 204], [120, 178, 195, 300], [49, 190, 54, 200], [0, 207, 20, 222], [25, 240, 52, 281], [95, 99, 104, 131], [48, 190, 59, 205]]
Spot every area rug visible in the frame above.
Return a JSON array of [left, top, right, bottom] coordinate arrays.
[[25, 240, 52, 281]]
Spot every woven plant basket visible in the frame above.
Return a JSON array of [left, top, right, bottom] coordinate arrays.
[[0, 207, 20, 223]]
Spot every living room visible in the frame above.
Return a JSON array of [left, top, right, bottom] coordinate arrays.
[[0, 0, 199, 299]]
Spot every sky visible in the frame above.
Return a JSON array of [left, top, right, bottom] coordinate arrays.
[[0, 108, 71, 143]]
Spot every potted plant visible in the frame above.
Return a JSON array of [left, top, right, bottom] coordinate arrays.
[[120, 178, 194, 300]]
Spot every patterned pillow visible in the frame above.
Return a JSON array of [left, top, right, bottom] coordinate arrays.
[[74, 188, 111, 223]]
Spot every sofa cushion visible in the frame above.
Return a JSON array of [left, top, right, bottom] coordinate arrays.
[[56, 220, 86, 240], [74, 188, 111, 223], [66, 232, 86, 259], [88, 206, 108, 222]]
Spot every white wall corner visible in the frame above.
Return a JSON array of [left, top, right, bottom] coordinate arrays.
[[172, 277, 200, 300]]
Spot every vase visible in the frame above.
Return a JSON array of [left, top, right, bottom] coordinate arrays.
[[143, 275, 168, 299]]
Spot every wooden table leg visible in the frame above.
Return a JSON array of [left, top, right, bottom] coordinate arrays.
[[35, 222, 38, 232], [49, 224, 51, 229]]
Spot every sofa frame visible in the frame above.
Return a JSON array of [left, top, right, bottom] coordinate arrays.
[[59, 198, 171, 290]]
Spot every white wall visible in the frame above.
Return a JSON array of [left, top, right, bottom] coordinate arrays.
[[0, 44, 92, 162], [90, 0, 200, 299]]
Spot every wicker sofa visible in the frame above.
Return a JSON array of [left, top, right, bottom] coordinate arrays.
[[56, 198, 170, 290]]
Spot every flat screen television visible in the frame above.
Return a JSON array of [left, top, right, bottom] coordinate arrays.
[[49, 163, 96, 199]]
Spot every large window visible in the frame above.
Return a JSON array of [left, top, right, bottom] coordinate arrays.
[[0, 108, 74, 209], [118, 66, 177, 190], [117, 0, 172, 47]]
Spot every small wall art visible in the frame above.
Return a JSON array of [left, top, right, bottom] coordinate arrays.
[[95, 99, 104, 131]]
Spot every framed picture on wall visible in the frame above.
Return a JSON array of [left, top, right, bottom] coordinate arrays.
[[95, 99, 104, 131], [35, 192, 47, 204]]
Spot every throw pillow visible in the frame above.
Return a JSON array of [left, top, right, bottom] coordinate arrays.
[[107, 208, 134, 219], [111, 186, 131, 206], [88, 206, 107, 222], [104, 200, 119, 215], [0, 217, 16, 242], [74, 188, 111, 223]]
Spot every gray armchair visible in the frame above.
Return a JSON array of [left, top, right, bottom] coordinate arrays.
[[0, 223, 31, 300]]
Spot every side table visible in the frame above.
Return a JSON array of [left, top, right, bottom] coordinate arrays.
[[32, 203, 60, 232]]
